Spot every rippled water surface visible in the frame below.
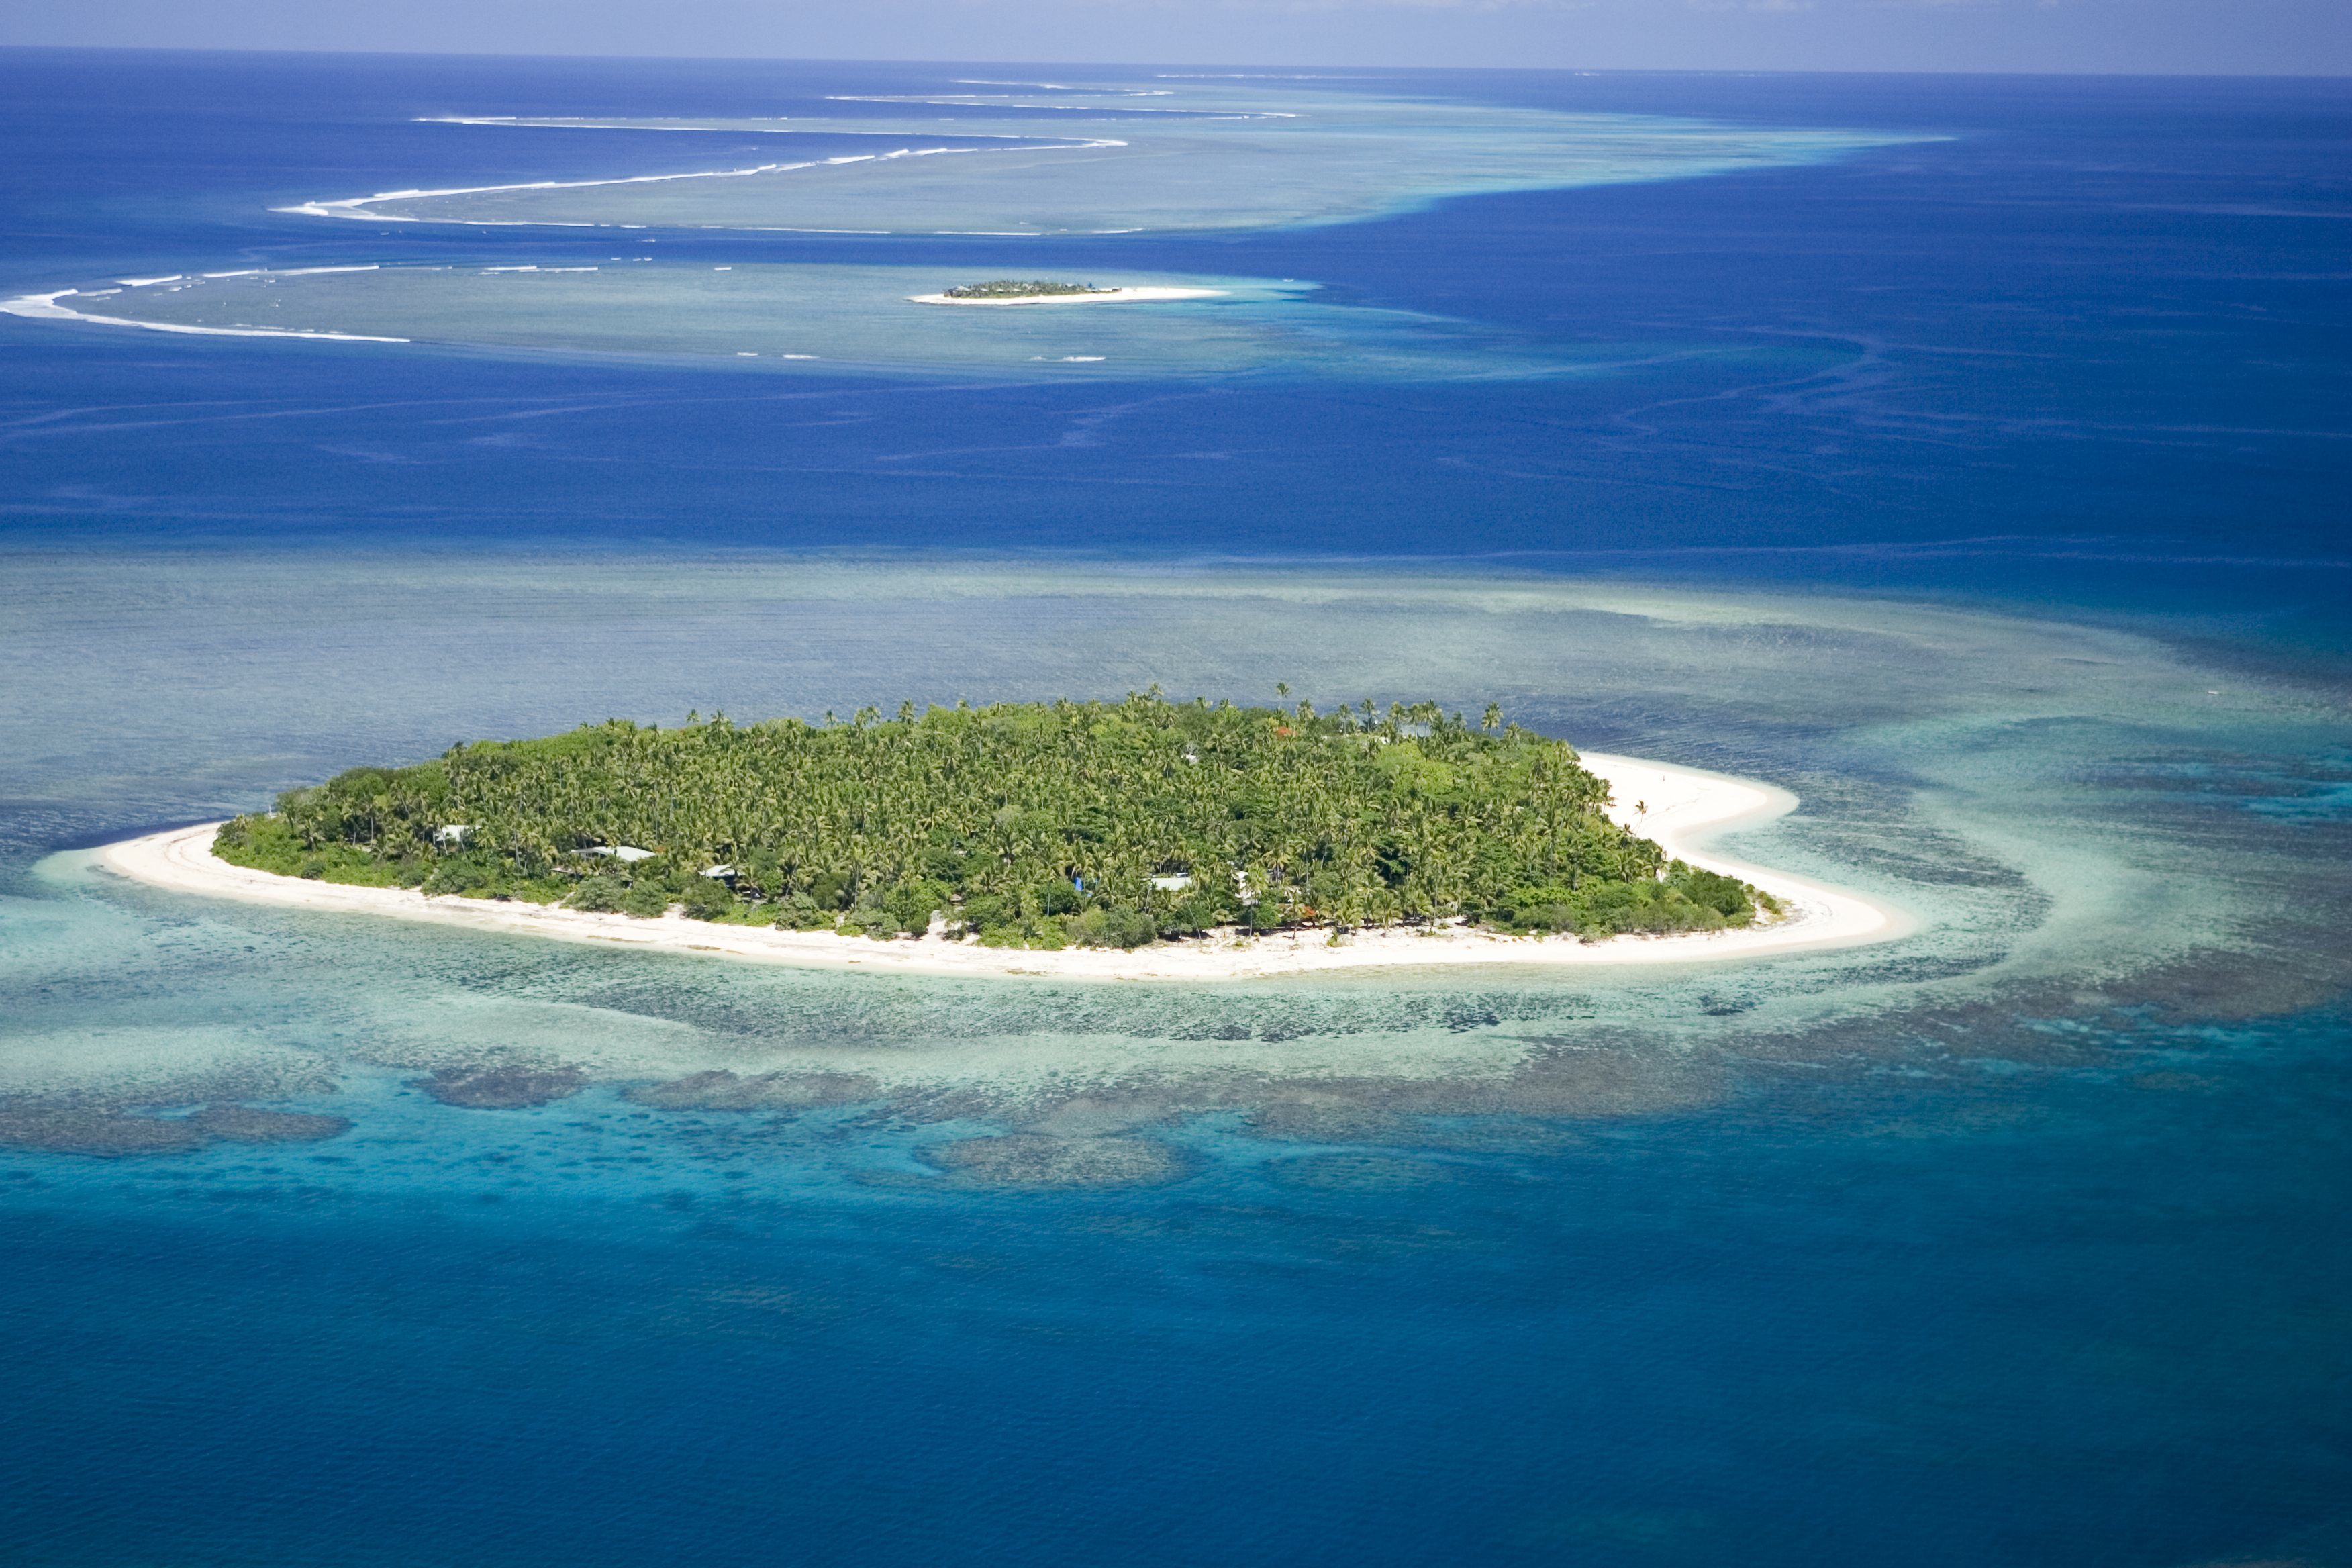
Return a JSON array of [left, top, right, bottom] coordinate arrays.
[[22, 264, 1604, 379], [2, 51, 2348, 1568]]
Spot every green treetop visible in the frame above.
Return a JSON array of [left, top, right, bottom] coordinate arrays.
[[213, 693, 1774, 948], [940, 279, 1110, 299]]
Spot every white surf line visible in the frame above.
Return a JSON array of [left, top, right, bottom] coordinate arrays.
[[119, 267, 378, 281], [275, 139, 1128, 223], [423, 114, 1114, 148], [954, 79, 1138, 91], [1, 273, 409, 343], [828, 93, 1293, 119], [953, 79, 1176, 92], [279, 157, 865, 220]]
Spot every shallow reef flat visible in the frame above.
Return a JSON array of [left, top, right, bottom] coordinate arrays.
[[3, 263, 1584, 379], [8, 556, 2343, 1147], [281, 83, 1921, 235]]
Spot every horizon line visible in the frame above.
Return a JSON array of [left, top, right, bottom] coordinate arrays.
[[2, 42, 2349, 81]]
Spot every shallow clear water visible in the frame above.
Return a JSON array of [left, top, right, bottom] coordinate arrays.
[[317, 81, 1913, 234], [1, 50, 2348, 1567], [21, 263, 1596, 379]]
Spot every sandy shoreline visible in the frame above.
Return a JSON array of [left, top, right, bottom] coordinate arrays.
[[89, 754, 1907, 981], [907, 286, 1226, 307]]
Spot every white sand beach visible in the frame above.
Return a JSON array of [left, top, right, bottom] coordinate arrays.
[[94, 753, 1907, 981], [907, 286, 1227, 307]]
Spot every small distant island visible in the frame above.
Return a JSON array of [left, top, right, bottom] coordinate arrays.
[[207, 694, 1777, 952], [909, 280, 1228, 307], [942, 279, 1112, 299]]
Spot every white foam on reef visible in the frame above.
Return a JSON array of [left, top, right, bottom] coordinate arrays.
[[93, 754, 1904, 984], [829, 93, 1269, 118], [422, 112, 1112, 145], [0, 262, 1546, 381], [275, 138, 1127, 224], [309, 83, 1922, 237], [0, 288, 409, 343]]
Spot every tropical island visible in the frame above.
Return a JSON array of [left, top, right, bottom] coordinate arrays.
[[908, 279, 1229, 307], [203, 694, 1776, 952], [942, 279, 1113, 299]]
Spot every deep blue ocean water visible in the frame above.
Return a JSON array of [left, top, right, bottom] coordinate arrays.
[[2, 50, 2349, 1566]]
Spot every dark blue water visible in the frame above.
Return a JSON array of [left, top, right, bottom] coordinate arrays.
[[8, 1040, 2349, 1568], [3, 50, 2349, 1566], [6, 55, 2349, 620]]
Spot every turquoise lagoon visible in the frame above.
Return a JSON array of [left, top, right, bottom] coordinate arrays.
[[5, 555, 2339, 1132], [291, 80, 1918, 235], [15, 264, 1594, 378], [6, 552, 2349, 1564], [2, 51, 2349, 1568], [9, 74, 1916, 373]]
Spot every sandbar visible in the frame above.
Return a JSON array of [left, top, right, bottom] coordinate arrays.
[[91, 754, 1908, 981], [907, 287, 1227, 307]]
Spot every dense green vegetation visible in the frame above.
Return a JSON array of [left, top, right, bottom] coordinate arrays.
[[213, 694, 1776, 949], [941, 279, 1110, 299]]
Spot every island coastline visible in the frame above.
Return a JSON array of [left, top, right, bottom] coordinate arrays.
[[89, 754, 1908, 981]]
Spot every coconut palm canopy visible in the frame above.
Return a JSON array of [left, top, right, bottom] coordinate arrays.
[[214, 693, 1771, 948]]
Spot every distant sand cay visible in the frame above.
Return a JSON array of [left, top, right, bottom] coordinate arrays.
[[95, 754, 1908, 981], [908, 286, 1228, 306], [0, 264, 1548, 381]]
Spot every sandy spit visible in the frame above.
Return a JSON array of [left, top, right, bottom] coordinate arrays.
[[92, 754, 1908, 982]]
